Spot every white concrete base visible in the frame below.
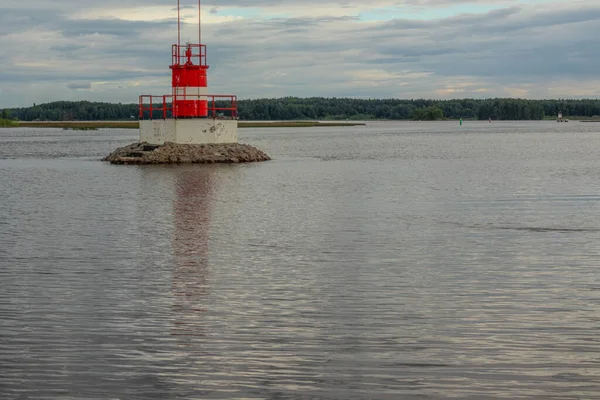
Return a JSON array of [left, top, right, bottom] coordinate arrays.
[[140, 119, 238, 145]]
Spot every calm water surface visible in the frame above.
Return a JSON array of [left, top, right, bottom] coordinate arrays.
[[1, 121, 600, 399]]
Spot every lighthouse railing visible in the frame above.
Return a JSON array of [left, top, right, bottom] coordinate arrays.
[[139, 94, 238, 120], [171, 44, 207, 66], [139, 95, 172, 119], [207, 95, 238, 119]]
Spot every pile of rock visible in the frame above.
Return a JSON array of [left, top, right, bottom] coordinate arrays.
[[102, 142, 271, 165]]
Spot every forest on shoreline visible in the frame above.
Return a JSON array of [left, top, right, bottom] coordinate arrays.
[[4, 97, 600, 122]]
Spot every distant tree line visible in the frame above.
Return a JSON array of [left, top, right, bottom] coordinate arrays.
[[4, 98, 600, 122], [0, 109, 18, 127], [6, 101, 139, 122]]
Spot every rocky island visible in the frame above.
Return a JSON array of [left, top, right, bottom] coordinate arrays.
[[102, 142, 271, 165]]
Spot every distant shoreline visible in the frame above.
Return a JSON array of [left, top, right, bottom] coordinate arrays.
[[8, 119, 600, 130], [14, 121, 366, 130]]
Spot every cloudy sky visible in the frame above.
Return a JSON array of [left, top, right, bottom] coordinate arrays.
[[0, 0, 599, 107]]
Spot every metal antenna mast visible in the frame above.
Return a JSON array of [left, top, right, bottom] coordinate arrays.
[[198, 0, 202, 44]]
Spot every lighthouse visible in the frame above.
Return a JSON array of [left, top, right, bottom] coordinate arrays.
[[138, 0, 238, 144]]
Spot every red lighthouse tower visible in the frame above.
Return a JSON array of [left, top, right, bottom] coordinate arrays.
[[139, 0, 238, 144]]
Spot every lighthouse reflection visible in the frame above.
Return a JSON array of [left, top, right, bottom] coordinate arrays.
[[171, 167, 215, 338]]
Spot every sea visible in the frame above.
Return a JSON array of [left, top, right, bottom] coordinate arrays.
[[1, 121, 600, 399]]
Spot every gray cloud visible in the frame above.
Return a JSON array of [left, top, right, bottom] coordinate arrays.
[[67, 82, 92, 90], [1, 1, 599, 107], [57, 18, 174, 38]]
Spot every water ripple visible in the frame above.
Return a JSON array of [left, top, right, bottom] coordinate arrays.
[[2, 123, 600, 398]]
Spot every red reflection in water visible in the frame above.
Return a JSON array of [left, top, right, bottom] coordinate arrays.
[[171, 169, 214, 338]]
